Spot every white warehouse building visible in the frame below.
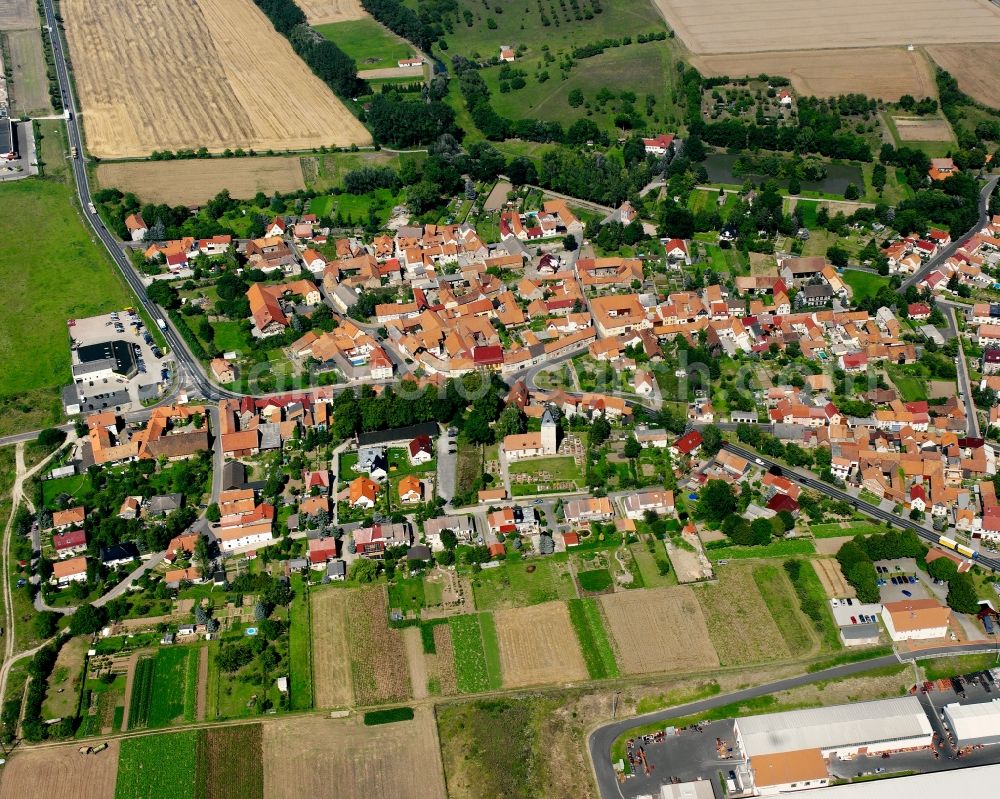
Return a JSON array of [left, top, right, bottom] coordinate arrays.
[[943, 699, 1000, 748]]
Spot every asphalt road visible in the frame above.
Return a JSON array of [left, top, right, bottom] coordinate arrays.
[[722, 442, 1000, 573], [587, 641, 1000, 799], [901, 176, 1000, 291], [952, 307, 980, 438]]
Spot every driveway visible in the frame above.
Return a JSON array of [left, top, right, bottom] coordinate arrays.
[[436, 427, 457, 502]]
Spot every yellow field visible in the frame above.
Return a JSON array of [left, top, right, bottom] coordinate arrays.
[[655, 0, 1000, 54], [691, 48, 937, 102], [311, 588, 353, 709], [0, 0, 38, 30], [493, 602, 588, 688], [927, 45, 1000, 109], [297, 0, 366, 24], [63, 0, 371, 158], [96, 158, 306, 205]]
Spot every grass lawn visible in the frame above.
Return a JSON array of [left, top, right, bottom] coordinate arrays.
[[288, 575, 313, 711], [920, 653, 1000, 681], [471, 558, 575, 610], [508, 456, 582, 484], [116, 731, 198, 799], [315, 18, 413, 68], [705, 539, 815, 562], [449, 613, 503, 693], [388, 575, 426, 615], [0, 171, 139, 432], [886, 364, 929, 402], [752, 565, 814, 657], [628, 542, 676, 587], [212, 320, 247, 353], [144, 647, 199, 728], [567, 598, 618, 680], [42, 636, 88, 719], [810, 521, 887, 538], [842, 269, 889, 302], [576, 567, 613, 593]]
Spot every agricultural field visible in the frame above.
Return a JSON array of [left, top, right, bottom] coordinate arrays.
[[425, 622, 458, 696], [567, 597, 619, 679], [655, 0, 1000, 55], [296, 0, 365, 24], [752, 564, 814, 657], [0, 741, 120, 799], [287, 575, 313, 711], [601, 587, 718, 675], [471, 557, 575, 610], [494, 602, 588, 688], [0, 172, 137, 433], [5, 29, 52, 116], [115, 731, 198, 799], [891, 116, 954, 142], [316, 18, 413, 69], [145, 646, 199, 727], [262, 710, 447, 799], [449, 612, 502, 693], [310, 587, 353, 708], [62, 0, 370, 158], [690, 48, 937, 101], [926, 45, 1000, 109], [41, 635, 88, 719], [813, 558, 855, 598], [346, 586, 411, 705], [95, 158, 306, 206], [0, 0, 37, 28], [696, 565, 793, 666], [195, 725, 264, 799]]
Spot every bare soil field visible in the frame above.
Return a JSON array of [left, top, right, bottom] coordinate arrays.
[[427, 623, 458, 695], [814, 536, 853, 555], [0, 0, 37, 29], [927, 45, 1000, 109], [696, 566, 790, 666], [262, 709, 446, 799], [402, 626, 428, 699], [96, 158, 306, 206], [691, 48, 936, 101], [359, 65, 424, 80], [63, 0, 370, 158], [601, 588, 719, 675], [494, 602, 588, 688], [5, 29, 51, 116], [296, 0, 366, 24], [655, 0, 1000, 55], [893, 116, 954, 142], [813, 558, 855, 598], [310, 588, 353, 708], [0, 740, 120, 799]]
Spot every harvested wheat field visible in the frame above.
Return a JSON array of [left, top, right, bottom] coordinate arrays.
[[296, 0, 366, 24], [494, 602, 588, 688], [311, 588, 353, 708], [893, 116, 954, 142], [96, 158, 306, 206], [927, 45, 1000, 109], [0, 0, 37, 29], [346, 586, 411, 704], [262, 709, 446, 799], [696, 566, 790, 666], [63, 0, 370, 158], [813, 559, 855, 598], [600, 587, 718, 675], [691, 48, 936, 102], [654, 0, 1000, 54], [0, 739, 120, 799]]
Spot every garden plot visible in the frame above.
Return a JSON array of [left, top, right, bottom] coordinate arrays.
[[813, 558, 855, 598], [493, 602, 588, 688]]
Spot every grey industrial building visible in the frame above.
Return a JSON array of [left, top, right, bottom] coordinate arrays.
[[72, 340, 138, 382], [943, 699, 1000, 748]]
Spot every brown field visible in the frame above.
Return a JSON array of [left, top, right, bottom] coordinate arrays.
[[262, 709, 446, 799], [63, 0, 370, 158], [96, 157, 306, 206], [296, 0, 366, 24], [0, 0, 37, 29], [0, 739, 120, 799], [814, 535, 852, 555], [6, 29, 52, 116], [691, 48, 936, 101], [696, 566, 791, 666], [493, 602, 588, 688], [402, 626, 428, 699], [926, 45, 1000, 109], [311, 588, 353, 708], [813, 558, 855, 598], [893, 116, 954, 142], [426, 623, 458, 695], [655, 0, 1000, 55], [601, 587, 719, 674], [346, 586, 411, 704]]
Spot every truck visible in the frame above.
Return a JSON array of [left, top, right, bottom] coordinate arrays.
[[70, 145, 77, 158], [156, 318, 167, 331], [87, 202, 96, 214]]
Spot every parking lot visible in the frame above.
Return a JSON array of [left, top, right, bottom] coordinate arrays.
[[68, 310, 172, 413]]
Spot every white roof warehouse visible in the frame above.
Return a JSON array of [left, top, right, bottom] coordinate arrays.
[[736, 696, 933, 760], [943, 699, 1000, 747]]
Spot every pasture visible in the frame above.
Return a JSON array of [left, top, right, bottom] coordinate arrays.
[[0, 741, 120, 799], [695, 565, 791, 666], [494, 602, 588, 688], [316, 18, 412, 69], [927, 45, 1000, 109], [95, 158, 306, 206], [6, 29, 52, 116], [310, 588, 353, 708], [63, 0, 370, 158], [654, 0, 1000, 54], [691, 48, 937, 102], [261, 710, 447, 799], [600, 588, 718, 675], [296, 0, 365, 24]]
